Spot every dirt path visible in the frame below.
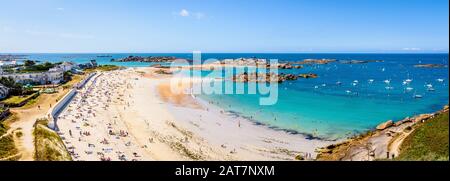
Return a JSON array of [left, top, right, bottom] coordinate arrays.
[[388, 129, 414, 157], [9, 92, 66, 160], [6, 75, 85, 161]]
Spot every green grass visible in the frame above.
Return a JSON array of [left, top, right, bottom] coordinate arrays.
[[85, 65, 121, 73], [0, 134, 18, 159], [33, 119, 72, 161], [395, 112, 449, 161], [0, 123, 7, 136], [1, 92, 39, 107]]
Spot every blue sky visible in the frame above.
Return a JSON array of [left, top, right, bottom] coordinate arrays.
[[0, 0, 448, 53]]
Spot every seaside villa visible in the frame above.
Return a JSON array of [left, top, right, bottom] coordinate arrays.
[[0, 61, 85, 85], [0, 67, 64, 85]]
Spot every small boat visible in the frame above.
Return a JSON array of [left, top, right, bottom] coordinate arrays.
[[322, 84, 327, 87], [427, 87, 435, 91], [336, 81, 342, 85], [414, 94, 423, 99], [384, 79, 391, 84], [385, 86, 394, 90], [345, 90, 352, 94], [314, 86, 319, 89], [437, 78, 444, 82], [425, 84, 433, 88], [353, 80, 359, 83], [402, 79, 412, 85], [406, 87, 414, 91], [368, 79, 374, 83]]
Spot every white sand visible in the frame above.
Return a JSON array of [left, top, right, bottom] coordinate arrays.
[[56, 67, 335, 161]]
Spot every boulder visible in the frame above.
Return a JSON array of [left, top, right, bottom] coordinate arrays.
[[376, 120, 393, 130], [298, 73, 318, 79], [414, 114, 432, 123]]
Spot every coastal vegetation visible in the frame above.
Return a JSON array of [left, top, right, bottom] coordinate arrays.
[[0, 134, 18, 160], [316, 106, 449, 161], [0, 121, 7, 136], [3, 61, 56, 73], [1, 92, 40, 107], [33, 118, 72, 161], [85, 64, 121, 72], [395, 112, 449, 161], [0, 120, 19, 160], [0, 77, 25, 96]]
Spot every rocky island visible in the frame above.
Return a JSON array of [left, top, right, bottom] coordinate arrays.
[[414, 64, 447, 68], [295, 59, 337, 64], [232, 72, 318, 83], [111, 56, 181, 63], [340, 60, 384, 64]]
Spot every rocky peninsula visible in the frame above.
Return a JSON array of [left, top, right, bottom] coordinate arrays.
[[316, 105, 449, 161]]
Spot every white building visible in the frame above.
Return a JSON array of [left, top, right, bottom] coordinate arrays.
[[0, 68, 64, 85], [0, 83, 9, 99], [57, 61, 76, 72]]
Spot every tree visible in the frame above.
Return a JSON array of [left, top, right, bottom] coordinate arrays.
[[0, 77, 24, 95], [24, 60, 36, 66]]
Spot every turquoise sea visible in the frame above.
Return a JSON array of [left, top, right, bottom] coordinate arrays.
[[9, 53, 449, 139]]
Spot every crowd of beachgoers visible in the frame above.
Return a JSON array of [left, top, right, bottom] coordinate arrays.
[[54, 67, 333, 161]]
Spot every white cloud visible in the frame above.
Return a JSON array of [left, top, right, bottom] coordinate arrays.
[[56, 7, 64, 11], [179, 9, 189, 17], [402, 48, 422, 51]]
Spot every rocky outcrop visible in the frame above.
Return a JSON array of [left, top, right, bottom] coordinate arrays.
[[414, 64, 447, 68], [413, 114, 433, 123], [232, 72, 282, 83], [298, 73, 318, 79], [296, 59, 337, 65], [376, 120, 393, 130], [112, 56, 179, 63], [232, 72, 319, 83], [232, 72, 305, 83], [340, 60, 384, 64], [317, 105, 449, 161], [265, 63, 302, 69]]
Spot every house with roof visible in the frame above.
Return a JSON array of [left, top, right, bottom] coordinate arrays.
[[0, 83, 10, 99]]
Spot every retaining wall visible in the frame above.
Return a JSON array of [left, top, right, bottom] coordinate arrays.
[[47, 72, 96, 130]]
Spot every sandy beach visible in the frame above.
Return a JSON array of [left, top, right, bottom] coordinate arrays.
[[55, 67, 335, 161]]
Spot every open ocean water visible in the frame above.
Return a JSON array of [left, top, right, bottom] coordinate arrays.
[[10, 53, 450, 139]]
